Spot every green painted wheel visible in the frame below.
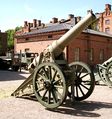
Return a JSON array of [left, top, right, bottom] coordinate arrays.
[[106, 62, 112, 86], [69, 61, 95, 101], [33, 62, 67, 109]]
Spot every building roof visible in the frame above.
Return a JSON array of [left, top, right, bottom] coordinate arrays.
[[16, 17, 112, 39], [16, 23, 72, 37], [84, 29, 112, 38]]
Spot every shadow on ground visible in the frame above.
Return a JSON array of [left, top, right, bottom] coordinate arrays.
[[0, 70, 29, 81], [47, 99, 112, 117], [19, 96, 112, 118]]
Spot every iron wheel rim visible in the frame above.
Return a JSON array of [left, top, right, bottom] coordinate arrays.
[[33, 62, 67, 109]]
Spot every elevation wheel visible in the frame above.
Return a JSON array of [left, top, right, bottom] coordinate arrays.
[[69, 61, 95, 101], [33, 62, 67, 109]]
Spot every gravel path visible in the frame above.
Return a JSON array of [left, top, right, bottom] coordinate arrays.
[[0, 70, 112, 119], [0, 70, 30, 99]]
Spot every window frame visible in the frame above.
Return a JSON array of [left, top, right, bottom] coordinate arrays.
[[89, 48, 94, 61], [99, 49, 104, 62], [74, 47, 80, 61], [105, 19, 110, 25]]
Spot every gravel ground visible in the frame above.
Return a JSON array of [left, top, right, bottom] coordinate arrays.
[[0, 70, 112, 119]]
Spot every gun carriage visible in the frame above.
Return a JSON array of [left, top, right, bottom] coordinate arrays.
[[96, 57, 112, 87], [12, 11, 96, 109]]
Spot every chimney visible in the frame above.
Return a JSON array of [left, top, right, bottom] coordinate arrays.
[[76, 16, 81, 23], [52, 17, 58, 23], [24, 21, 28, 27], [37, 20, 41, 26], [105, 4, 111, 15], [87, 9, 93, 14], [28, 23, 31, 32], [105, 4, 111, 11], [30, 23, 33, 27], [41, 23, 45, 28], [68, 14, 74, 19], [33, 19, 37, 28], [60, 19, 66, 23]]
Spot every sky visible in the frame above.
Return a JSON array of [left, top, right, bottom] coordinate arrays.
[[0, 0, 112, 32]]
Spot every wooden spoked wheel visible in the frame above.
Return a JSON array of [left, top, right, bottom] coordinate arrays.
[[106, 62, 112, 87], [69, 61, 95, 101], [33, 62, 67, 109]]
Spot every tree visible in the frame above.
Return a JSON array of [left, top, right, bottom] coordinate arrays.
[[6, 26, 22, 50], [6, 29, 15, 50], [88, 18, 99, 31], [15, 26, 22, 32]]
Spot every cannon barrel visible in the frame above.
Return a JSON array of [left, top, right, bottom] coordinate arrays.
[[45, 11, 96, 57], [28, 11, 96, 70]]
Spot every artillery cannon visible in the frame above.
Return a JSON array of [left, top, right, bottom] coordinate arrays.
[[12, 11, 96, 109], [96, 57, 112, 87]]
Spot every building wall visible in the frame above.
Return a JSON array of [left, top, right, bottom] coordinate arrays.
[[15, 31, 66, 53], [15, 31, 112, 66], [68, 33, 112, 66], [0, 32, 7, 55], [99, 4, 112, 34], [15, 40, 54, 53]]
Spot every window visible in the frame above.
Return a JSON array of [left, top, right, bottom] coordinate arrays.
[[111, 50, 112, 57], [48, 35, 53, 39], [105, 19, 110, 25], [25, 38, 29, 41], [89, 48, 94, 61], [105, 27, 110, 33], [0, 40, 2, 49], [74, 48, 80, 61], [25, 48, 30, 52], [99, 49, 104, 62]]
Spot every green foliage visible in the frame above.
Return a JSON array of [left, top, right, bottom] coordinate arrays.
[[6, 29, 15, 50], [88, 18, 99, 31], [6, 26, 22, 50], [15, 26, 22, 32]]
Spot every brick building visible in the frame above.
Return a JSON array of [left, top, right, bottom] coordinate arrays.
[[97, 4, 112, 34], [15, 12, 112, 66], [0, 30, 7, 56]]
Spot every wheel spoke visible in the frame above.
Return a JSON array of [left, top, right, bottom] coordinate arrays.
[[38, 73, 47, 81], [48, 90, 51, 104], [41, 89, 48, 100], [54, 85, 64, 89], [74, 65, 78, 70], [53, 78, 61, 84], [80, 73, 90, 79], [78, 67, 84, 77], [55, 88, 63, 99], [51, 89, 58, 103], [82, 80, 91, 85], [48, 66, 52, 80], [80, 83, 89, 90], [76, 86, 79, 98], [78, 85, 85, 96], [42, 67, 49, 80], [52, 70, 57, 82], [37, 87, 44, 93]]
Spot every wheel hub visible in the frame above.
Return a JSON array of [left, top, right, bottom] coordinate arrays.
[[75, 76, 82, 86], [44, 80, 52, 90]]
